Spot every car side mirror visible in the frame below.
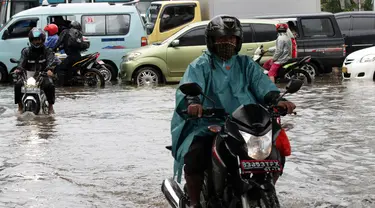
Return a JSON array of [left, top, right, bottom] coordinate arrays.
[[285, 78, 303, 94], [170, 39, 179, 47], [2, 30, 9, 40], [179, 82, 202, 96]]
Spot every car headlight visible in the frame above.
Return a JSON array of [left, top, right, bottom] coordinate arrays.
[[360, 54, 375, 63], [122, 52, 141, 62], [240, 130, 273, 160]]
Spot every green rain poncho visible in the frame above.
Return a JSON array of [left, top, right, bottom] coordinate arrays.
[[170, 51, 280, 182]]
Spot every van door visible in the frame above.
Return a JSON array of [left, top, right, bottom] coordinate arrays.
[[336, 16, 352, 54], [152, 3, 197, 43], [166, 26, 206, 78], [349, 15, 375, 54], [0, 17, 40, 72], [298, 16, 345, 71], [251, 23, 278, 64]]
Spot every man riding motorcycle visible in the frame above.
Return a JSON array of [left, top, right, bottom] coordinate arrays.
[[170, 15, 296, 208], [52, 20, 85, 86], [264, 23, 292, 83], [14, 28, 55, 114]]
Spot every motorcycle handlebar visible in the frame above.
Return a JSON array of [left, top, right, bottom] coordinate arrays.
[[273, 106, 297, 116], [180, 108, 228, 117]]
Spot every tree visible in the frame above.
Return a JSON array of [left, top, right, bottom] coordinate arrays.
[[363, 0, 373, 10]]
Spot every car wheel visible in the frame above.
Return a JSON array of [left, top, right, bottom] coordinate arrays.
[[134, 67, 161, 87], [0, 66, 7, 83], [300, 62, 318, 78]]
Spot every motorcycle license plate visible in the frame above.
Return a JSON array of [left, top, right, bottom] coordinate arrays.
[[21, 87, 40, 93], [240, 160, 282, 174], [97, 60, 105, 65]]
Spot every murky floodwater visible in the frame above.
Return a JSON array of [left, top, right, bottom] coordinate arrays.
[[0, 74, 375, 208]]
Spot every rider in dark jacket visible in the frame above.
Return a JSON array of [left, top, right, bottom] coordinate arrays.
[[14, 28, 56, 114], [52, 20, 83, 86]]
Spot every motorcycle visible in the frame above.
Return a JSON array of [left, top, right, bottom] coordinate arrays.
[[254, 45, 312, 84], [54, 52, 105, 87], [10, 58, 58, 115], [56, 51, 113, 82], [161, 78, 304, 208]]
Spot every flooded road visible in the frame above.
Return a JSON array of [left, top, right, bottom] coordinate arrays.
[[0, 75, 375, 208]]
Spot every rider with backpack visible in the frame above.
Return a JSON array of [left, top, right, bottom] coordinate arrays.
[[53, 20, 89, 86]]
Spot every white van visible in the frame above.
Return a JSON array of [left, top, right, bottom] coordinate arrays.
[[0, 2, 147, 82]]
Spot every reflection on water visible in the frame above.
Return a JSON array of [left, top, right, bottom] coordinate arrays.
[[0, 76, 375, 207]]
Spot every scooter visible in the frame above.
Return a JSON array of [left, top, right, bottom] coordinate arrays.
[[56, 51, 113, 82], [254, 45, 312, 84], [161, 78, 304, 208], [10, 58, 58, 115]]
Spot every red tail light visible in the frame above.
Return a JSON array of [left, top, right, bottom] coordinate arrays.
[[95, 52, 100, 59], [343, 44, 347, 56], [141, 36, 148, 47], [291, 38, 297, 58]]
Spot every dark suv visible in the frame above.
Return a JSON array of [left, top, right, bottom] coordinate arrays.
[[256, 13, 346, 76], [335, 11, 375, 55]]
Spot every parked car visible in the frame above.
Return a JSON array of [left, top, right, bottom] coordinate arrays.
[[335, 11, 375, 56], [256, 12, 346, 77], [119, 19, 296, 86], [0, 2, 147, 83], [342, 46, 375, 80]]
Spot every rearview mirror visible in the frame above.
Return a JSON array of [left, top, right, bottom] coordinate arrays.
[[179, 82, 202, 96], [2, 30, 9, 40], [10, 58, 19, 63], [170, 39, 180, 47], [146, 22, 154, 30], [285, 78, 303, 94]]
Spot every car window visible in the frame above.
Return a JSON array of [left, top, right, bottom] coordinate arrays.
[[10, 1, 39, 17], [242, 24, 254, 43], [336, 17, 350, 31], [47, 15, 76, 35], [159, 4, 195, 33], [7, 18, 39, 39], [178, 27, 205, 46], [301, 18, 334, 37], [352, 17, 375, 30], [106, 15, 130, 35], [82, 14, 131, 36], [252, 23, 277, 42]]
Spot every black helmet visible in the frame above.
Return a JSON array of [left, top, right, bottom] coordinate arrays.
[[28, 27, 46, 48], [205, 15, 243, 54], [70, 20, 82, 30]]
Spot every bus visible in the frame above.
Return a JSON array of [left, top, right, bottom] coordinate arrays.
[[0, 0, 148, 27]]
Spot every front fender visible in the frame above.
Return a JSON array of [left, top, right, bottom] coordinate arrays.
[[120, 57, 167, 81]]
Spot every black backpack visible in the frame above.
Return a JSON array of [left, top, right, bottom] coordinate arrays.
[[66, 28, 89, 50]]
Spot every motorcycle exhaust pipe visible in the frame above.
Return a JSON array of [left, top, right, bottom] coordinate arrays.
[[161, 178, 185, 208]]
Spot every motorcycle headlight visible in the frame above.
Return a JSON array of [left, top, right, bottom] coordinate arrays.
[[240, 130, 273, 160], [360, 54, 375, 63], [122, 52, 141, 62], [26, 77, 36, 86]]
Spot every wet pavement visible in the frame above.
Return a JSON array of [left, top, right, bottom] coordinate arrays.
[[0, 74, 375, 208]]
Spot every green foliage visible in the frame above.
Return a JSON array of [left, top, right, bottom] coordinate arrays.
[[321, 0, 374, 12]]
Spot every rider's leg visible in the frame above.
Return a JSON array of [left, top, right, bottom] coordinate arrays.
[[184, 136, 213, 208], [268, 63, 281, 83], [14, 80, 24, 112], [40, 77, 55, 114], [263, 59, 274, 70]]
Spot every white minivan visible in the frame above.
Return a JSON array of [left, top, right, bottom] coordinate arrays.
[[0, 2, 147, 82]]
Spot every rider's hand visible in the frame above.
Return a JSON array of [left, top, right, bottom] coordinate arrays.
[[47, 70, 53, 77], [14, 69, 22, 74], [187, 104, 203, 117], [277, 101, 296, 114]]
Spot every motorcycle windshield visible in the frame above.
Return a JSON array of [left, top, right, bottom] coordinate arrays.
[[231, 104, 272, 136]]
